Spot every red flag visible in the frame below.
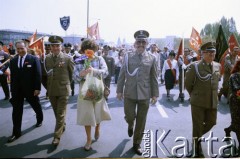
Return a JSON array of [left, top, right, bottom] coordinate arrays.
[[87, 22, 100, 40], [29, 37, 44, 57], [29, 30, 37, 45], [175, 39, 183, 60], [189, 27, 202, 52], [228, 33, 239, 52]]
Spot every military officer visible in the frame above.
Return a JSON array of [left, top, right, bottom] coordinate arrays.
[[0, 41, 10, 100], [63, 42, 75, 96], [185, 42, 221, 157], [116, 30, 159, 155], [45, 35, 74, 146], [218, 46, 239, 102], [102, 45, 115, 100], [40, 42, 51, 99]]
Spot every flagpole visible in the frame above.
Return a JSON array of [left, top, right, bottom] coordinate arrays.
[[181, 36, 184, 101], [87, 0, 89, 38]]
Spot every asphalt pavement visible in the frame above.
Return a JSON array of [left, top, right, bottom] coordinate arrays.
[[0, 80, 237, 158]]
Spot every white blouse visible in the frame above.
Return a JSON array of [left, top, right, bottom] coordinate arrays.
[[162, 59, 179, 80]]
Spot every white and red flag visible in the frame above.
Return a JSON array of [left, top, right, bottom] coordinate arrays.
[[87, 22, 100, 40], [189, 27, 202, 52]]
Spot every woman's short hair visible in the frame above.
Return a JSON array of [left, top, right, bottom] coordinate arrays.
[[80, 39, 98, 52]]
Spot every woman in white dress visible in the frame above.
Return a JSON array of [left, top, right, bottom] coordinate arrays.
[[73, 39, 111, 151]]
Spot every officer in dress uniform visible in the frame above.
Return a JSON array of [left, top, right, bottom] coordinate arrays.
[[45, 36, 74, 146], [40, 42, 51, 98], [185, 42, 221, 157], [102, 45, 115, 100], [63, 42, 75, 96], [0, 41, 10, 100], [117, 30, 159, 155]]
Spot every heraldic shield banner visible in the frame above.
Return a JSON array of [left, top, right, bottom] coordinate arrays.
[[60, 16, 70, 31]]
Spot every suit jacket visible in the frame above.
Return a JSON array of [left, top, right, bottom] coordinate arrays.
[[45, 52, 74, 96], [117, 51, 159, 100], [103, 55, 115, 77], [10, 54, 42, 97], [185, 60, 221, 109]]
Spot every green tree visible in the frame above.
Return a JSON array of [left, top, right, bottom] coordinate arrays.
[[200, 16, 239, 41]]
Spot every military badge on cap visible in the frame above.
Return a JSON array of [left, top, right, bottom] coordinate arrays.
[[200, 42, 216, 51], [134, 30, 149, 39], [48, 35, 63, 44]]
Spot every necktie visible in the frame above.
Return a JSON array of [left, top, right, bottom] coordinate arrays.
[[53, 56, 57, 63], [20, 56, 23, 69]]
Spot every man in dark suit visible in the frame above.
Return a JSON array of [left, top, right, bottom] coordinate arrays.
[[8, 40, 43, 143], [102, 45, 115, 100]]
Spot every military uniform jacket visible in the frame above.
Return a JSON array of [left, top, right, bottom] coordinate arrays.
[[0, 51, 10, 72], [185, 60, 221, 109], [103, 55, 115, 78], [45, 52, 74, 96], [117, 51, 159, 100]]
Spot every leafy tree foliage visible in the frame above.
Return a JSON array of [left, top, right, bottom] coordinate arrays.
[[200, 16, 240, 42]]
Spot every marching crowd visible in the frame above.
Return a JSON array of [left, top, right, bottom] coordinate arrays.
[[0, 30, 240, 157]]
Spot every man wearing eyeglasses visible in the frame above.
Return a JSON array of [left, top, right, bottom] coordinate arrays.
[[185, 42, 221, 157], [116, 30, 159, 155]]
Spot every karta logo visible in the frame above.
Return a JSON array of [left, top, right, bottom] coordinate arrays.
[[142, 129, 239, 158]]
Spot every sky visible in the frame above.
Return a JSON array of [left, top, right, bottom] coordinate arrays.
[[1, 0, 240, 44]]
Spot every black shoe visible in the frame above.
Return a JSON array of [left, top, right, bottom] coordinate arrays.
[[133, 144, 142, 155], [4, 96, 10, 100], [7, 135, 21, 143], [128, 126, 133, 137], [35, 122, 42, 127], [224, 128, 231, 137]]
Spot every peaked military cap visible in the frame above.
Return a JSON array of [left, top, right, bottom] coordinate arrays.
[[64, 43, 72, 48], [48, 35, 63, 44], [22, 39, 30, 43], [0, 41, 4, 46], [134, 30, 149, 40], [103, 45, 111, 50], [44, 42, 51, 48], [201, 42, 216, 51]]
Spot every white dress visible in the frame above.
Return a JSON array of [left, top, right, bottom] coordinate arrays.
[[77, 83, 111, 126], [73, 56, 111, 126]]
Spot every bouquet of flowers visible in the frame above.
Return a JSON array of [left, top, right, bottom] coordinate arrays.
[[77, 49, 104, 103], [74, 49, 95, 69], [80, 71, 104, 103], [236, 90, 240, 100]]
